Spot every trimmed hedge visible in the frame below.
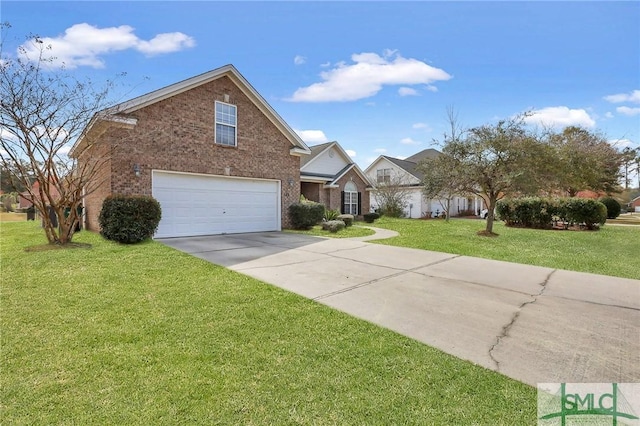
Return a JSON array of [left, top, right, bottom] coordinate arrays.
[[321, 220, 346, 233], [496, 197, 607, 230], [288, 201, 324, 230], [99, 195, 162, 244], [337, 214, 354, 227], [599, 197, 621, 219], [363, 212, 379, 223]]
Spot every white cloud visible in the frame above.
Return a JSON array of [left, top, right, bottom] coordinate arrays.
[[604, 90, 640, 104], [523, 106, 596, 128], [605, 112, 614, 119], [345, 149, 356, 157], [400, 137, 421, 145], [136, 32, 195, 56], [425, 85, 438, 92], [294, 55, 306, 65], [374, 148, 387, 153], [398, 87, 419, 96], [364, 156, 378, 167], [412, 122, 428, 129], [320, 62, 331, 68], [19, 23, 195, 69], [609, 138, 635, 148], [57, 145, 72, 156], [294, 129, 329, 143], [287, 51, 451, 102], [616, 106, 640, 116]]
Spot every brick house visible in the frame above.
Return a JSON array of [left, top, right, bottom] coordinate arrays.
[[300, 141, 372, 216], [631, 196, 640, 212], [72, 65, 311, 238]]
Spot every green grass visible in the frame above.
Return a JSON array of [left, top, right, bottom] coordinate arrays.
[[285, 224, 375, 238], [1, 222, 535, 425], [371, 217, 640, 280]]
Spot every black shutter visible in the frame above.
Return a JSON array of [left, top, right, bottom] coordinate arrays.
[[357, 192, 362, 216], [340, 191, 345, 214]]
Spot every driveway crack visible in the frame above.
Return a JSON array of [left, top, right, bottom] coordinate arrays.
[[313, 257, 460, 301], [488, 269, 556, 371]]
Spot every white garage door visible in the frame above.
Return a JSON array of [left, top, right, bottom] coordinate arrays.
[[152, 171, 280, 238]]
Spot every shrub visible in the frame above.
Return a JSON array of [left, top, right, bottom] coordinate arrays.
[[321, 220, 346, 233], [497, 197, 607, 230], [324, 208, 340, 221], [561, 198, 607, 230], [99, 195, 162, 244], [363, 212, 379, 223], [288, 201, 324, 230], [337, 214, 354, 227], [497, 198, 559, 229], [377, 202, 405, 218], [599, 197, 621, 219]]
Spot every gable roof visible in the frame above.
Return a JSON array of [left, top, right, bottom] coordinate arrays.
[[71, 64, 310, 156], [405, 148, 441, 163], [300, 142, 334, 168], [300, 141, 373, 188], [384, 156, 425, 180], [366, 148, 442, 181]]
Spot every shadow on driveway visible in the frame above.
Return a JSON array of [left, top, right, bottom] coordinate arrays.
[[157, 232, 324, 267]]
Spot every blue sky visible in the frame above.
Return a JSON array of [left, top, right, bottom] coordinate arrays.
[[2, 1, 639, 169]]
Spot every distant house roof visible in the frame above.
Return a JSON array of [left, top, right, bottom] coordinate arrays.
[[376, 148, 442, 181], [405, 148, 441, 163], [576, 190, 604, 199], [300, 141, 373, 187]]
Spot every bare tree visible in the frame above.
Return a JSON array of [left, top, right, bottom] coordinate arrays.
[[372, 174, 414, 218], [419, 106, 467, 222], [0, 26, 123, 245]]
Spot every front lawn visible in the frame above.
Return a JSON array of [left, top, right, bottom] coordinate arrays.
[[371, 217, 640, 280], [2, 222, 535, 424]]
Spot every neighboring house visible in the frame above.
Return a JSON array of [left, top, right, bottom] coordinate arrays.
[[365, 148, 483, 218], [575, 190, 605, 199], [300, 141, 372, 216], [631, 196, 640, 212], [18, 180, 61, 209], [72, 64, 311, 238]]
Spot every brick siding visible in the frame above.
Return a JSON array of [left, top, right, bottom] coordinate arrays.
[[80, 75, 301, 232]]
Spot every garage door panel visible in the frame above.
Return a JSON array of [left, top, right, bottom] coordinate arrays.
[[152, 171, 280, 238]]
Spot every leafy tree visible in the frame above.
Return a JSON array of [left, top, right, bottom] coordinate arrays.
[[547, 126, 622, 196], [620, 146, 640, 190], [0, 25, 122, 245], [441, 117, 546, 235], [1, 167, 29, 193]]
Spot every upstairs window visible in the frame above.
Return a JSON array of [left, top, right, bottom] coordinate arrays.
[[215, 101, 237, 146], [377, 168, 391, 184]]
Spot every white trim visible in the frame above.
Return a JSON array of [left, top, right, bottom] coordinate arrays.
[[214, 101, 237, 147]]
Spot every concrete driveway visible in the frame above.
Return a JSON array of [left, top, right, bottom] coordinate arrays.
[[159, 231, 640, 387]]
